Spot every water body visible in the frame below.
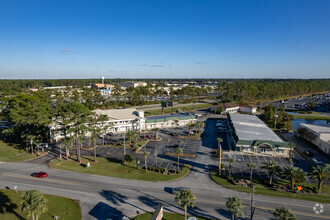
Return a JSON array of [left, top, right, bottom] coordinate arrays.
[[292, 119, 329, 130]]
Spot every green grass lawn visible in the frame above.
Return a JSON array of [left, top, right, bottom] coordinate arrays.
[[210, 174, 330, 203], [0, 189, 81, 220], [293, 114, 330, 120], [49, 156, 190, 182], [132, 212, 211, 220], [0, 141, 37, 162]]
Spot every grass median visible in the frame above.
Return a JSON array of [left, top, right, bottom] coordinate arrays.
[[0, 141, 37, 162], [49, 156, 190, 182], [133, 212, 211, 220], [0, 189, 81, 220], [210, 173, 330, 203]]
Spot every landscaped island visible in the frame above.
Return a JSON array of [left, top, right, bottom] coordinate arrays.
[[49, 156, 190, 182]]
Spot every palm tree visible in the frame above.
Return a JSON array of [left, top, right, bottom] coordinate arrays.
[[228, 157, 235, 179], [154, 128, 160, 140], [273, 207, 296, 220], [166, 138, 170, 149], [226, 196, 243, 220], [261, 161, 282, 185], [178, 140, 184, 148], [144, 152, 149, 172], [187, 122, 194, 136], [176, 147, 183, 172], [127, 130, 135, 145], [217, 138, 223, 175], [247, 162, 257, 183], [308, 166, 329, 193], [21, 190, 48, 220], [195, 121, 203, 133], [175, 189, 196, 220], [282, 166, 306, 191]]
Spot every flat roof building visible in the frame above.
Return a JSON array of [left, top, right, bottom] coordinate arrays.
[[228, 113, 290, 157], [297, 123, 330, 156]]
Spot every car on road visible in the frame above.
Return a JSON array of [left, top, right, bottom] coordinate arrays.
[[172, 187, 190, 195], [33, 172, 48, 178], [303, 150, 314, 157], [312, 158, 323, 165]]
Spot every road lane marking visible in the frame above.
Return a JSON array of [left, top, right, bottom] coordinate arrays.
[[2, 173, 90, 187]]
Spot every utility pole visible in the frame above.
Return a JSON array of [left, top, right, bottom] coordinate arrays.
[[250, 186, 255, 220]]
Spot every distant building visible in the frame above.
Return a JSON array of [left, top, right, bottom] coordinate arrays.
[[145, 114, 197, 130], [91, 83, 115, 96], [120, 82, 147, 89], [228, 113, 290, 157], [297, 123, 330, 156], [239, 106, 257, 114], [210, 103, 240, 114]]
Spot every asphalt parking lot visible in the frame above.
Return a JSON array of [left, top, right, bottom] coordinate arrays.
[[224, 152, 292, 178]]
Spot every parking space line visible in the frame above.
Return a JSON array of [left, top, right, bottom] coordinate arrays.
[[263, 156, 268, 163], [255, 156, 260, 163], [165, 162, 170, 169], [248, 155, 252, 163]]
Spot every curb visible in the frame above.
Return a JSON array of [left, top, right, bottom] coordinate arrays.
[[155, 164, 192, 183], [7, 151, 50, 163]]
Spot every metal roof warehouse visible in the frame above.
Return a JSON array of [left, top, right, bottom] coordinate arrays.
[[228, 113, 290, 157]]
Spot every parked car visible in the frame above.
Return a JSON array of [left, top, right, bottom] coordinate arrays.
[[304, 150, 314, 157], [312, 158, 323, 165], [146, 135, 150, 139], [33, 172, 48, 178], [172, 187, 190, 195], [35, 143, 48, 149]]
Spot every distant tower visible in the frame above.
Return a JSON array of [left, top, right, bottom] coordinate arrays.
[[101, 76, 105, 84]]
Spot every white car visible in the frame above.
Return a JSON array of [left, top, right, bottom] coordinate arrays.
[[312, 158, 323, 165]]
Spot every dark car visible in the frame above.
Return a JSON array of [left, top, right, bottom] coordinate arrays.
[[33, 172, 48, 178], [304, 150, 314, 157]]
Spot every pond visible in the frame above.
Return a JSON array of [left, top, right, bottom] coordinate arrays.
[[292, 118, 329, 130]]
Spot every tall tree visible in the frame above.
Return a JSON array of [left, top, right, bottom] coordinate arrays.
[[261, 161, 282, 185], [217, 138, 223, 175], [228, 157, 235, 179], [67, 102, 91, 163], [144, 152, 149, 172], [176, 147, 183, 172], [247, 162, 257, 183], [175, 189, 196, 220], [21, 190, 48, 220], [282, 166, 306, 191], [127, 130, 135, 145], [226, 196, 243, 220], [88, 113, 102, 162], [308, 166, 329, 193], [273, 207, 296, 220]]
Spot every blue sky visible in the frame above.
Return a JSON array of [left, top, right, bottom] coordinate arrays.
[[0, 0, 330, 79]]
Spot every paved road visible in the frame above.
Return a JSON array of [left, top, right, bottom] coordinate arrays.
[[1, 122, 330, 219]]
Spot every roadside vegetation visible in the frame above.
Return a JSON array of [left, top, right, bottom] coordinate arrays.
[[49, 156, 190, 182], [0, 189, 81, 220], [210, 169, 330, 203], [0, 141, 37, 162], [144, 103, 212, 116]]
